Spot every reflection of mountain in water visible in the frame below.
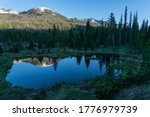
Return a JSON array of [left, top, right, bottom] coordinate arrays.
[[7, 54, 122, 88], [13, 54, 120, 73], [13, 57, 62, 69]]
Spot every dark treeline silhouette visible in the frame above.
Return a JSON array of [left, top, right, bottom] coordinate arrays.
[[0, 7, 150, 52]]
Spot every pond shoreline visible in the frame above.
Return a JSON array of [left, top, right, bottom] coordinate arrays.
[[0, 48, 147, 100]]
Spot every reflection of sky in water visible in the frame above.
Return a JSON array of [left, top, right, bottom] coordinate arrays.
[[6, 56, 107, 88]]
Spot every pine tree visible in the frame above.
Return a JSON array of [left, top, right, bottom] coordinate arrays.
[[85, 20, 92, 49], [118, 15, 123, 46], [123, 6, 128, 45], [68, 29, 74, 48], [128, 12, 133, 45], [138, 19, 149, 49], [124, 6, 128, 30], [142, 39, 150, 77], [52, 24, 57, 47], [108, 13, 116, 46], [141, 20, 147, 41], [86, 20, 91, 34], [132, 12, 139, 47], [145, 20, 149, 42], [100, 20, 109, 47], [28, 41, 34, 49]]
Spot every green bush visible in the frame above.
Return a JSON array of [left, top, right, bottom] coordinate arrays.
[[95, 77, 120, 99]]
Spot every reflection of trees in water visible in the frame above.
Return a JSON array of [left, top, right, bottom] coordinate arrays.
[[16, 54, 120, 73], [76, 56, 82, 65], [98, 60, 103, 73], [99, 54, 120, 68], [95, 54, 120, 75], [96, 54, 119, 63], [84, 54, 92, 68], [85, 58, 90, 68], [52, 58, 58, 71]]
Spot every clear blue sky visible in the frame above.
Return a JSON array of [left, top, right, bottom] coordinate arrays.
[[0, 0, 150, 24]]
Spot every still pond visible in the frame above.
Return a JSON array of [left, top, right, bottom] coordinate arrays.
[[6, 54, 121, 88]]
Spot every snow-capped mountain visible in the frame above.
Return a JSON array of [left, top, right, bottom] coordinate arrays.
[[0, 7, 102, 24], [84, 18, 102, 23], [0, 8, 18, 14], [20, 7, 56, 16], [71, 17, 102, 23], [33, 7, 53, 12], [19, 6, 67, 20]]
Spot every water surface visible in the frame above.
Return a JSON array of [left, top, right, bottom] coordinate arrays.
[[6, 55, 120, 88]]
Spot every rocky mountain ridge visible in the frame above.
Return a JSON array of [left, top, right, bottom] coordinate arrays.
[[0, 8, 18, 14]]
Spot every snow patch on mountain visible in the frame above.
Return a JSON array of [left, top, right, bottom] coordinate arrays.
[[71, 17, 102, 23], [32, 7, 56, 15], [0, 8, 18, 14], [35, 7, 49, 11], [34, 7, 53, 12]]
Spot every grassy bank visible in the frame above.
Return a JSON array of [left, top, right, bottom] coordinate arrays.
[[0, 48, 149, 100]]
